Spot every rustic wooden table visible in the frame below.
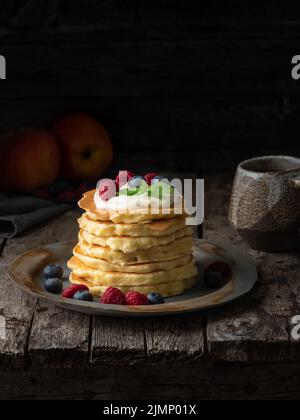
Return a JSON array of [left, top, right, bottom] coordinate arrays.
[[1, 173, 300, 400]]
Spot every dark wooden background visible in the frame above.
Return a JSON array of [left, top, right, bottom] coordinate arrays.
[[0, 0, 300, 172]]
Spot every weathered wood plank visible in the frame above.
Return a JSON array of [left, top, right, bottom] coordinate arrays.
[[252, 249, 300, 362], [29, 301, 90, 366], [0, 209, 80, 368], [0, 97, 298, 156], [204, 174, 300, 362], [2, 362, 300, 400], [0, 239, 36, 368], [1, 174, 299, 369], [0, 39, 297, 99], [0, 207, 90, 368], [0, 366, 116, 400], [143, 314, 205, 364], [91, 317, 146, 365], [1, 0, 300, 37], [25, 209, 92, 366]]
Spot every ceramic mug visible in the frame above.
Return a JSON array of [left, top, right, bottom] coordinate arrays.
[[229, 156, 300, 252]]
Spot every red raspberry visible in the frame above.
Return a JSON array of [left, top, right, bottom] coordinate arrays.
[[144, 172, 158, 185], [115, 170, 134, 188], [205, 261, 232, 279], [125, 291, 149, 306], [63, 284, 89, 299], [99, 185, 109, 201], [98, 179, 116, 201], [100, 287, 126, 305]]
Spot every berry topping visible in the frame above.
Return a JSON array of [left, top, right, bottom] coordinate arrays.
[[152, 175, 166, 184], [43, 265, 64, 280], [73, 290, 93, 302], [99, 184, 109, 201], [62, 284, 89, 299], [116, 170, 134, 188], [98, 179, 116, 201], [149, 180, 173, 200], [205, 261, 232, 280], [128, 176, 144, 188], [147, 292, 165, 305], [44, 278, 63, 294], [125, 291, 149, 306], [100, 287, 126, 305], [204, 271, 225, 289], [144, 172, 158, 185]]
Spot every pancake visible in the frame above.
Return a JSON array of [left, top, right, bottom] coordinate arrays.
[[69, 186, 198, 300], [78, 233, 194, 264], [73, 244, 192, 273], [68, 256, 197, 286], [79, 190, 185, 224], [80, 227, 193, 253], [70, 272, 197, 297], [78, 212, 186, 238]]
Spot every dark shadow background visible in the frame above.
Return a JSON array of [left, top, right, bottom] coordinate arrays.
[[0, 0, 299, 173]]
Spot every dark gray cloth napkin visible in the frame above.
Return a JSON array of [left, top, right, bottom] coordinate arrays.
[[0, 195, 73, 238]]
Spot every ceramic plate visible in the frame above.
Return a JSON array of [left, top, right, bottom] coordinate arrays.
[[8, 240, 257, 317]]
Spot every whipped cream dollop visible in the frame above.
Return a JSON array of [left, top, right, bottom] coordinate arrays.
[[94, 183, 182, 212]]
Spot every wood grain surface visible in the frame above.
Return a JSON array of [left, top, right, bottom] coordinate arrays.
[[2, 362, 300, 400], [1, 173, 300, 399], [0, 1, 299, 170], [1, 2, 300, 398], [0, 209, 82, 367], [1, 174, 299, 369], [204, 174, 300, 362]]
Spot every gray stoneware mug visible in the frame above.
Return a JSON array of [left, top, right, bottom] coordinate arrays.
[[229, 156, 300, 252]]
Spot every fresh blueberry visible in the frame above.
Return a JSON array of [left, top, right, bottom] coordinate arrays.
[[204, 271, 224, 289], [44, 278, 63, 294], [152, 176, 166, 184], [43, 265, 64, 280], [73, 290, 94, 302], [128, 176, 144, 188], [147, 292, 165, 304]]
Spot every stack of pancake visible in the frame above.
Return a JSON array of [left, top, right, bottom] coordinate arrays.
[[68, 190, 198, 297]]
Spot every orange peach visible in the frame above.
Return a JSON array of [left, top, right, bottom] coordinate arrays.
[[0, 129, 60, 192], [53, 113, 113, 182]]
